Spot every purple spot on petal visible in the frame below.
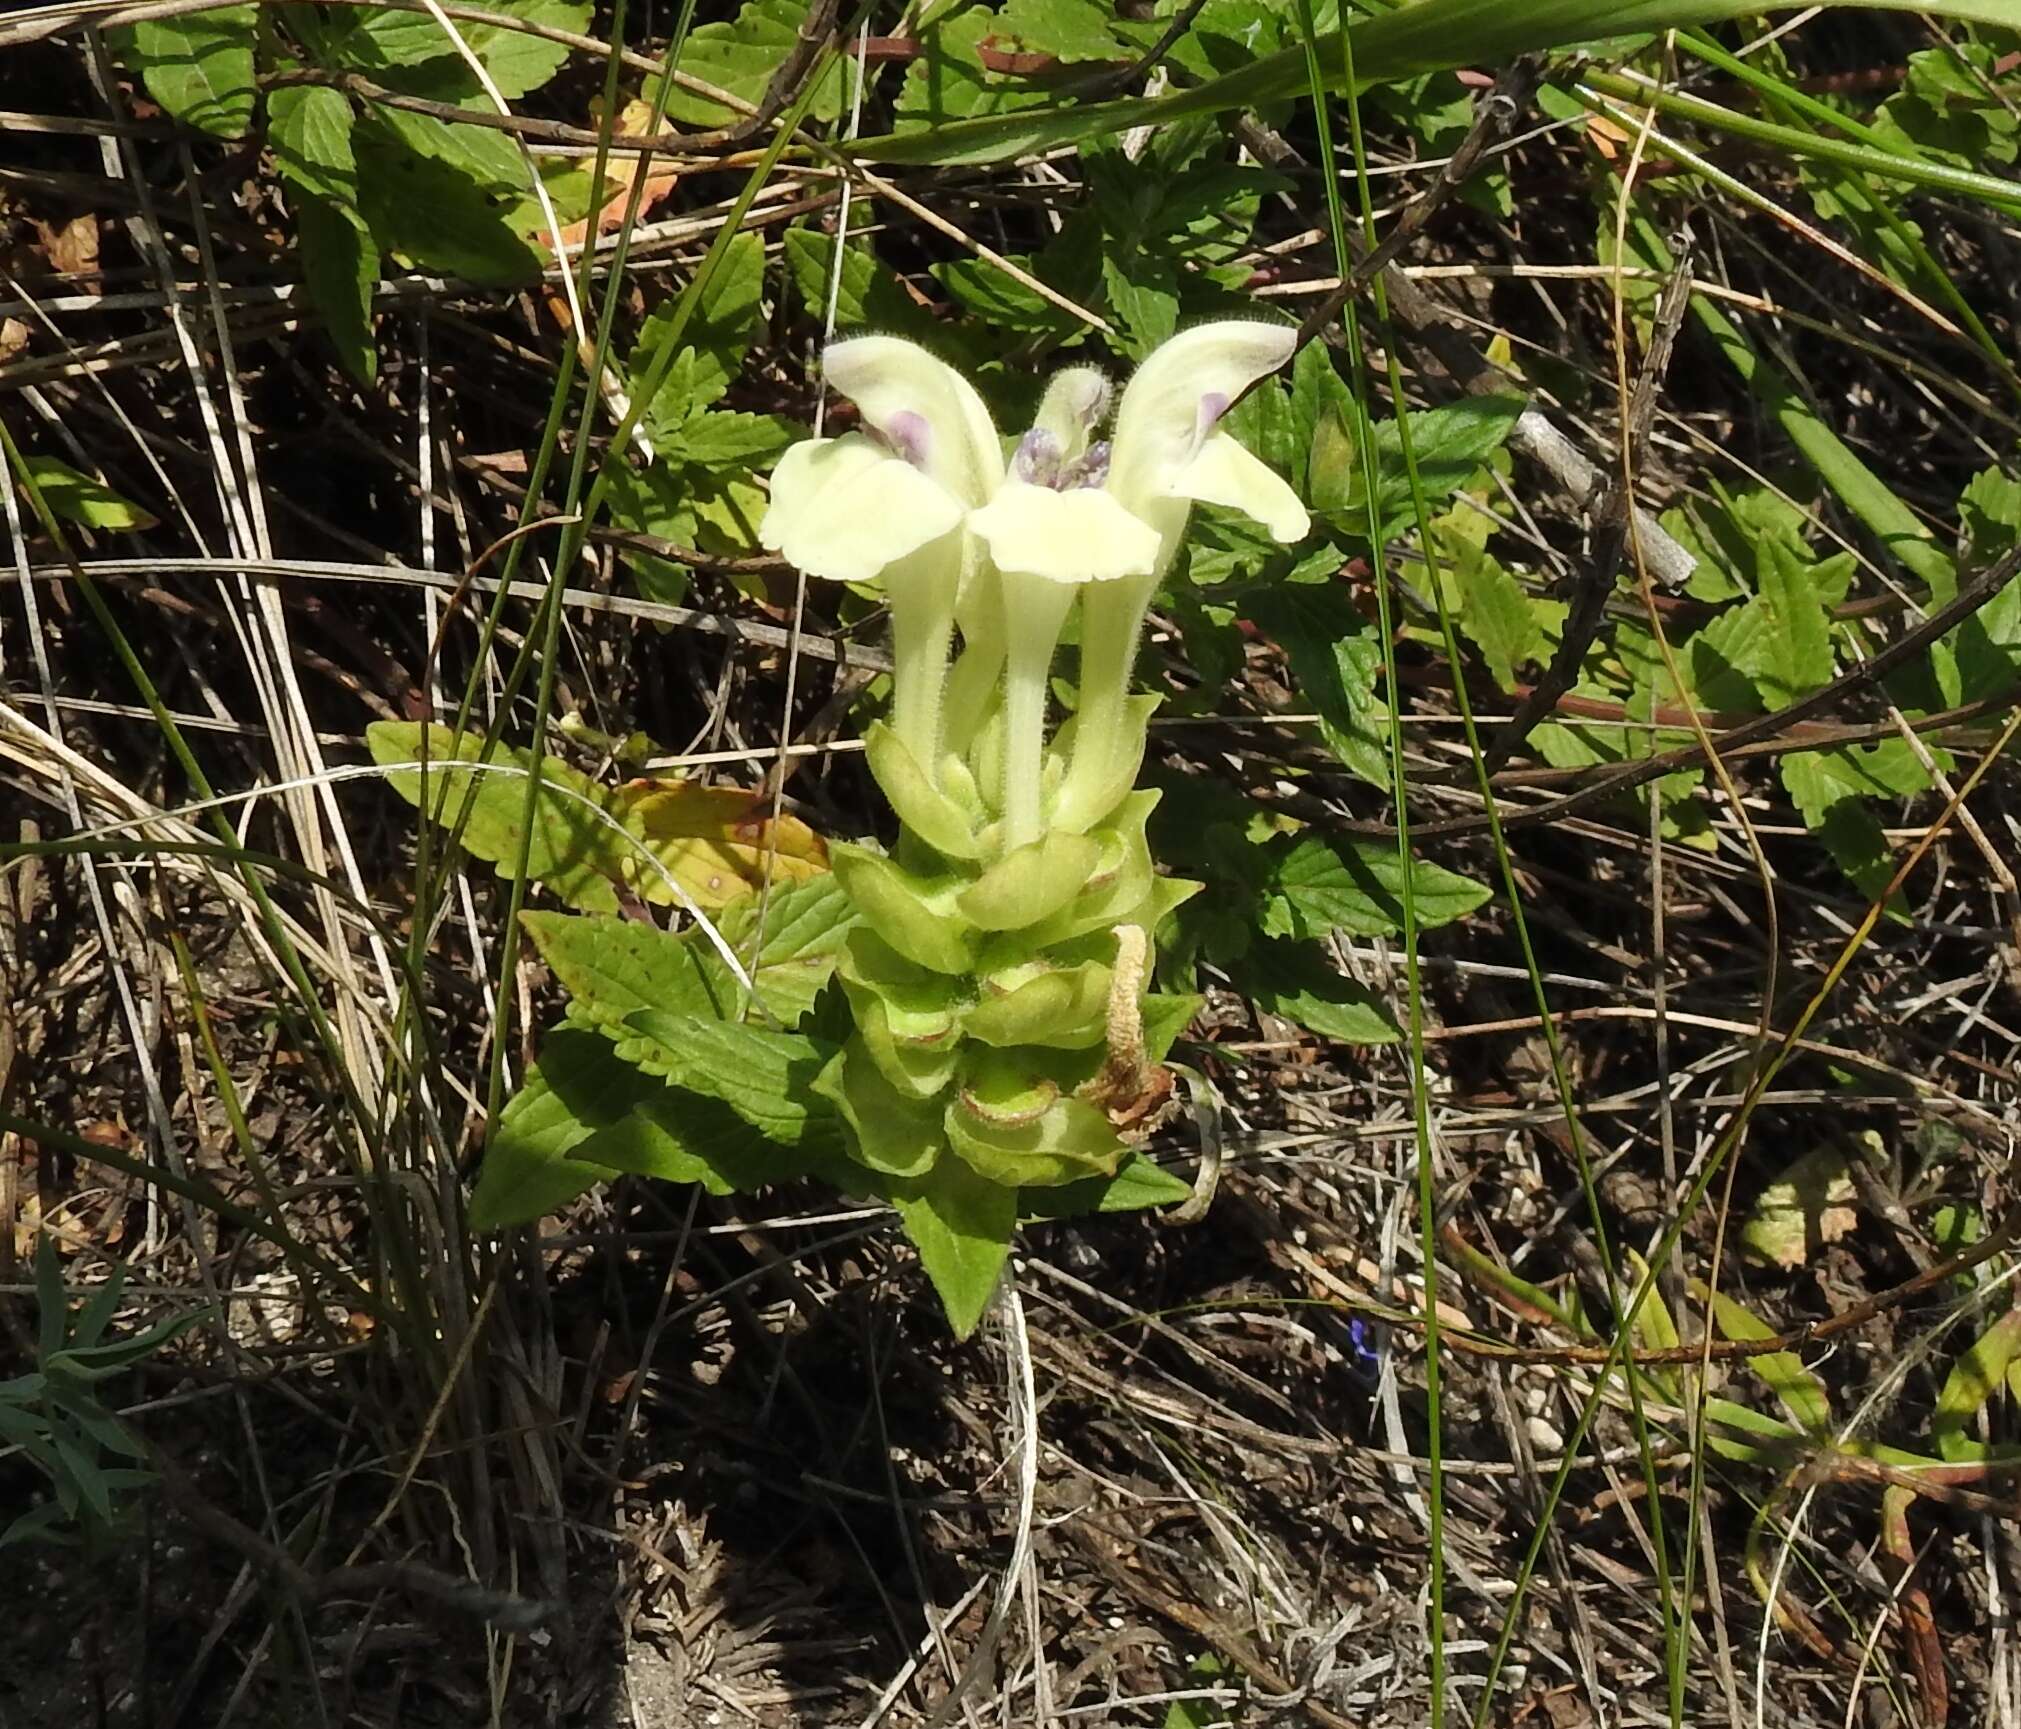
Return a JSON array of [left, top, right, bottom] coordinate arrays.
[[1059, 441, 1110, 490], [1198, 391, 1231, 434], [884, 410, 933, 468], [1014, 427, 1063, 487]]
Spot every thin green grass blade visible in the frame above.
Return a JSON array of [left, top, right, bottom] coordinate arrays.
[[855, 1, 2021, 164], [1289, 7, 1451, 1714]]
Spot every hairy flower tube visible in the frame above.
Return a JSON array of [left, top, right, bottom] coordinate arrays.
[[760, 323, 1306, 1320]]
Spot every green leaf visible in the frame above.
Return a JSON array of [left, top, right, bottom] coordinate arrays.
[[1780, 748, 1907, 906], [605, 460, 697, 603], [783, 229, 949, 342], [655, 0, 847, 127], [470, 1027, 662, 1229], [661, 411, 802, 467], [521, 910, 725, 1027], [1337, 396, 1526, 540], [1933, 1307, 2021, 1463], [295, 196, 379, 384], [1447, 534, 1545, 693], [894, 5, 1056, 132], [1099, 254, 1180, 359], [1244, 583, 1389, 788], [129, 6, 256, 139], [353, 119, 541, 285], [367, 721, 624, 911], [333, 0, 591, 101], [269, 86, 360, 205], [932, 256, 1073, 335], [618, 1010, 839, 1149], [632, 232, 768, 430], [1750, 534, 1835, 703], [570, 1085, 814, 1194], [998, 0, 1136, 62], [710, 875, 857, 1026], [1238, 941, 1401, 1044], [15, 457, 156, 533], [1263, 836, 1491, 939], [1023, 1152, 1194, 1219], [890, 1156, 1018, 1339], [1709, 1288, 1833, 1436]]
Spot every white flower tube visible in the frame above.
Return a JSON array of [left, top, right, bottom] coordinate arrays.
[[965, 369, 1161, 851], [760, 336, 1003, 774], [1052, 322, 1310, 834]]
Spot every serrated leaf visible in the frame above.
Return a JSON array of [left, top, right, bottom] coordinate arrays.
[[783, 229, 946, 342], [1335, 396, 1527, 540], [1099, 253, 1179, 358], [353, 120, 541, 285], [710, 874, 857, 1026], [368, 721, 625, 910], [1447, 534, 1544, 693], [890, 1155, 1017, 1339], [1780, 749, 1904, 907], [661, 410, 803, 467], [334, 0, 590, 101], [129, 6, 256, 139], [895, 5, 1055, 131], [1238, 941, 1400, 1044], [295, 196, 379, 384], [618, 1010, 839, 1149], [932, 255, 1073, 334], [632, 231, 767, 430], [998, 0, 1135, 61], [470, 1028, 665, 1228], [1263, 836, 1491, 939], [16, 457, 156, 533], [655, 0, 847, 127], [1023, 1152, 1193, 1219], [1243, 583, 1389, 788], [522, 911, 723, 1026], [269, 86, 360, 206], [526, 887, 845, 1034], [1751, 534, 1835, 703]]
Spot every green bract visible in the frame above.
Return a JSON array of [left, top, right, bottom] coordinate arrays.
[[756, 322, 1309, 1331]]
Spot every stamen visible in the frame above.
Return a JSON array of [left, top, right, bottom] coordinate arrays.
[[1012, 426, 1063, 487], [1058, 441, 1110, 491]]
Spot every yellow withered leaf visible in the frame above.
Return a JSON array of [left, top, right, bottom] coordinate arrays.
[[612, 780, 828, 909]]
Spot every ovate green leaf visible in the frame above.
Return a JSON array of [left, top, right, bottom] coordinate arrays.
[[891, 1155, 1018, 1339], [1238, 941, 1401, 1044], [366, 722, 624, 911], [130, 7, 257, 139], [470, 1027, 663, 1229], [295, 196, 379, 384], [1263, 836, 1491, 939], [656, 0, 847, 127]]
